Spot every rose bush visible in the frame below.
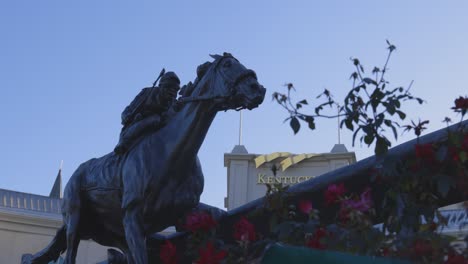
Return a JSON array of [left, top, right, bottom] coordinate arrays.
[[159, 43, 467, 263]]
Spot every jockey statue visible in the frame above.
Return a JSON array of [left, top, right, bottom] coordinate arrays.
[[114, 71, 180, 155]]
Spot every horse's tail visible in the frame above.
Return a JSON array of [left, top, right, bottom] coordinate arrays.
[[21, 225, 67, 264]]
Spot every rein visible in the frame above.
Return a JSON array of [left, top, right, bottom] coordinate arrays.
[[177, 94, 229, 104]]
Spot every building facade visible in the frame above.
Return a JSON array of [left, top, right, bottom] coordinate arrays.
[[0, 188, 109, 264], [224, 144, 357, 210]]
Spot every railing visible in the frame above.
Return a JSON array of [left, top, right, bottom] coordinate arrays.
[[440, 209, 468, 234], [0, 188, 61, 214]]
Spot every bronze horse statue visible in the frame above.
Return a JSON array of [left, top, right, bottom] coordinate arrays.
[[23, 53, 266, 264]]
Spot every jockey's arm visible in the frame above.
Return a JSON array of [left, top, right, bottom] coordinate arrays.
[[121, 88, 147, 125], [149, 86, 172, 112]]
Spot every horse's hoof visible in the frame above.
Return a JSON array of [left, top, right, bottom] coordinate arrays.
[[21, 254, 33, 264], [108, 249, 126, 264]]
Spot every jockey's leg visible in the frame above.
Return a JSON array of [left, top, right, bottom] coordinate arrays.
[[114, 115, 161, 154]]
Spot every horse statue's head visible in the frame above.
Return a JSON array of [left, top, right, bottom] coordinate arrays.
[[179, 53, 266, 111]]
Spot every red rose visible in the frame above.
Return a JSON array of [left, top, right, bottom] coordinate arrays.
[[306, 228, 327, 250], [324, 183, 347, 205], [449, 146, 460, 162], [462, 133, 468, 151], [233, 217, 256, 242], [429, 222, 438, 232], [160, 240, 178, 264], [415, 144, 436, 163], [445, 252, 468, 264], [409, 161, 422, 173], [184, 211, 217, 233], [298, 199, 313, 214], [411, 239, 433, 257], [338, 206, 351, 223], [195, 242, 227, 264], [380, 247, 390, 257]]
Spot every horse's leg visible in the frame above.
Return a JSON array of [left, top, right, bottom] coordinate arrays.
[[21, 225, 67, 264], [63, 209, 81, 264], [123, 204, 147, 264], [62, 179, 82, 264], [107, 248, 127, 264]]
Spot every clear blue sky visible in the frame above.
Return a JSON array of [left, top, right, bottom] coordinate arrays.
[[1, 1, 467, 209]]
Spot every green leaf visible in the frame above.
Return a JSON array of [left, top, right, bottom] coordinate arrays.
[[435, 145, 448, 163], [375, 114, 384, 128], [383, 120, 398, 140], [344, 119, 354, 131], [394, 100, 401, 108], [386, 40, 396, 52], [375, 136, 390, 156], [303, 221, 319, 233], [364, 135, 374, 145], [395, 110, 406, 120], [274, 221, 296, 241], [362, 78, 377, 85], [351, 127, 362, 147], [460, 151, 467, 163], [298, 99, 308, 105], [385, 102, 396, 115], [305, 116, 315, 130], [369, 89, 384, 112], [437, 176, 455, 197], [315, 106, 323, 115], [290, 117, 300, 134], [350, 72, 358, 80]]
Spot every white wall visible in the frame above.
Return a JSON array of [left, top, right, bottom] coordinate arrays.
[[0, 208, 109, 264], [224, 150, 356, 210]]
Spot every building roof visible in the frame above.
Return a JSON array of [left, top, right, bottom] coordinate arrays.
[[225, 149, 357, 170], [49, 168, 63, 199], [0, 188, 62, 215]]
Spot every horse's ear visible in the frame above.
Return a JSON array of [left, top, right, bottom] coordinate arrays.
[[209, 54, 222, 60], [223, 52, 233, 57]]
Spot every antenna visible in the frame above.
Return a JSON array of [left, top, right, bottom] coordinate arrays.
[[337, 105, 341, 144], [60, 160, 63, 170], [238, 110, 243, 145]]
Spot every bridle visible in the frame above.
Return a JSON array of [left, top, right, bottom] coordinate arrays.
[[177, 55, 257, 108]]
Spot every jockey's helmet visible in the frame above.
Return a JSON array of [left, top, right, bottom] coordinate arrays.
[[159, 72, 180, 87]]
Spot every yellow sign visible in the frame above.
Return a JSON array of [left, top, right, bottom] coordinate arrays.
[[256, 173, 314, 185]]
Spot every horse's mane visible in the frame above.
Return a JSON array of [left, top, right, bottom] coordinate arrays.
[[177, 53, 232, 100], [166, 54, 232, 116], [178, 59, 217, 99]]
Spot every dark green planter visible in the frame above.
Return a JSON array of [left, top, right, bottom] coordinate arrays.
[[261, 243, 410, 264]]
